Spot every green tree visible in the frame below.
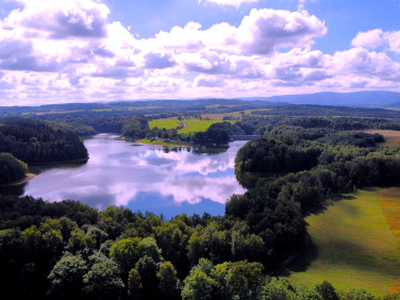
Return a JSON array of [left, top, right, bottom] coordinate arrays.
[[213, 260, 264, 299], [316, 281, 339, 300], [139, 237, 163, 263], [67, 228, 96, 253], [48, 254, 88, 298], [83, 260, 125, 300], [157, 261, 179, 298], [110, 237, 141, 278], [127, 268, 142, 299], [0, 152, 27, 185], [135, 255, 159, 296], [181, 269, 216, 300]]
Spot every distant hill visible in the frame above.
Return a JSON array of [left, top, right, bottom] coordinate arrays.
[[241, 91, 400, 108]]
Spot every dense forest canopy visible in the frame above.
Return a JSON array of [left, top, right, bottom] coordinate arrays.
[[0, 118, 88, 164], [0, 153, 28, 185]]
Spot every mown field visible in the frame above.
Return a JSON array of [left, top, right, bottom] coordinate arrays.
[[286, 190, 400, 296], [148, 119, 235, 134]]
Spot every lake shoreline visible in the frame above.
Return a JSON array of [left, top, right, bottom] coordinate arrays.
[[1, 173, 37, 187]]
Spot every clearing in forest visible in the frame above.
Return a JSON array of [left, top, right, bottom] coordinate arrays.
[[286, 190, 400, 296], [362, 129, 400, 147]]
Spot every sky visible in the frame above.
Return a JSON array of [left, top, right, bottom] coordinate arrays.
[[0, 0, 399, 106]]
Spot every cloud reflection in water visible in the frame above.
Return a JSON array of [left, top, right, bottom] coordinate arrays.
[[23, 134, 246, 216]]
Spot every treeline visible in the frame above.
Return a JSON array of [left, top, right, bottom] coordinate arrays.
[[1, 195, 397, 299], [0, 153, 28, 185], [0, 118, 88, 164]]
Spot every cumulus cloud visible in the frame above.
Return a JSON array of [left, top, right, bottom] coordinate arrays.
[[237, 9, 327, 54], [351, 29, 384, 49], [330, 47, 400, 81], [352, 29, 400, 54], [142, 9, 327, 56], [5, 0, 109, 39], [199, 0, 259, 7]]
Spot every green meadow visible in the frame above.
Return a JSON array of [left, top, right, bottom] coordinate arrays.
[[148, 119, 235, 134], [148, 119, 181, 130], [286, 190, 400, 296]]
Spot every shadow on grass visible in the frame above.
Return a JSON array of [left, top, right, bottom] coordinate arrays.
[[276, 235, 319, 276], [305, 194, 356, 217]]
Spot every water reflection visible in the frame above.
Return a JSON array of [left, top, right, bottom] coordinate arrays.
[[22, 134, 246, 218]]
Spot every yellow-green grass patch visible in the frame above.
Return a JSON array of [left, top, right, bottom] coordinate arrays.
[[149, 119, 235, 133], [177, 120, 235, 134], [148, 119, 181, 130], [286, 190, 400, 296]]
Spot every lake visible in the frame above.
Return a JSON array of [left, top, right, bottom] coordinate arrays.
[[20, 134, 247, 219]]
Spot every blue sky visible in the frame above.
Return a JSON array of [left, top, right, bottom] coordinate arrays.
[[0, 0, 399, 105]]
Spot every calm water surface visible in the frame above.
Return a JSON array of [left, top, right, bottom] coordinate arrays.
[[22, 134, 246, 219]]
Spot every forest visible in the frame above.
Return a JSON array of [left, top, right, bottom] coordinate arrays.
[[0, 118, 88, 185], [2, 100, 400, 299]]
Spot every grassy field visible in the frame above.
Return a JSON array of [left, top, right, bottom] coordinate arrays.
[[380, 187, 400, 292], [362, 129, 400, 147], [148, 119, 235, 134], [286, 190, 400, 296], [148, 119, 181, 130]]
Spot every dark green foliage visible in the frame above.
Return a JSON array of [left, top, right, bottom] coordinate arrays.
[[127, 268, 142, 298], [262, 277, 296, 299], [316, 281, 339, 300], [48, 254, 88, 298], [0, 195, 98, 230], [0, 152, 28, 184], [213, 260, 265, 299], [83, 260, 125, 300], [235, 137, 321, 180], [0, 118, 88, 163], [110, 237, 142, 278], [135, 255, 159, 296], [193, 122, 234, 145], [181, 268, 216, 300], [155, 219, 192, 276], [122, 116, 149, 139], [227, 189, 306, 266], [157, 261, 179, 298]]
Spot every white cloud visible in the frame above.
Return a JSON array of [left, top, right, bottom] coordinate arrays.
[[385, 30, 400, 53], [352, 29, 400, 54], [199, 0, 259, 8], [351, 29, 384, 50], [5, 0, 110, 39], [237, 9, 327, 55], [142, 9, 327, 56], [330, 47, 400, 81], [0, 1, 399, 105]]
